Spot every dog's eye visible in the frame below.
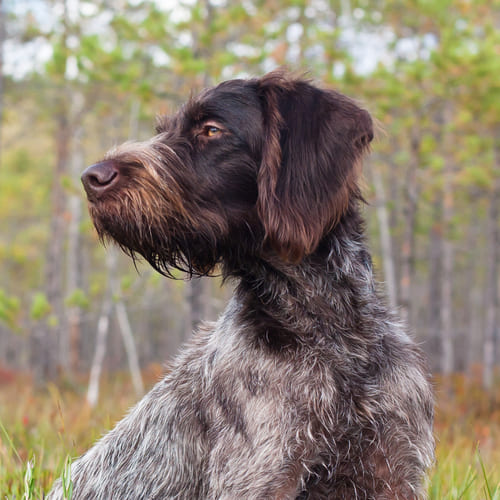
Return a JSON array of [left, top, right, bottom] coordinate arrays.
[[204, 125, 222, 137]]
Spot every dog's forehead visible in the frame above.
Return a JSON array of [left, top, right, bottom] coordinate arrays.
[[199, 78, 256, 104], [183, 79, 262, 127]]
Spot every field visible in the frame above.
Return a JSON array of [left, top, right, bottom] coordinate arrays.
[[1, 369, 499, 499]]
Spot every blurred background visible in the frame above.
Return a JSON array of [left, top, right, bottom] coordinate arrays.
[[0, 0, 498, 496]]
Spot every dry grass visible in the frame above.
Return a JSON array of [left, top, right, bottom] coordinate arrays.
[[0, 369, 499, 499]]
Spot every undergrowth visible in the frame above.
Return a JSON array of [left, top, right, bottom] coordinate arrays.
[[0, 369, 499, 499]]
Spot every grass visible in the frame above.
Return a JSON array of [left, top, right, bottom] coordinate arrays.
[[0, 369, 499, 499], [0, 370, 144, 499]]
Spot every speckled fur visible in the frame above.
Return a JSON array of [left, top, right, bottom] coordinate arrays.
[[49, 71, 434, 499]]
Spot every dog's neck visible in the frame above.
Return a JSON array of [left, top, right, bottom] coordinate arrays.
[[232, 204, 383, 349]]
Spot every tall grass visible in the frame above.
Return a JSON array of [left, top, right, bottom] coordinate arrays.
[[0, 370, 498, 498], [0, 372, 140, 498]]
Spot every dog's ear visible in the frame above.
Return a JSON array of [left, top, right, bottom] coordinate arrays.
[[256, 72, 373, 263]]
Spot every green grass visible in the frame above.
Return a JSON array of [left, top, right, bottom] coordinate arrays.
[[0, 370, 499, 498], [429, 446, 500, 499], [0, 373, 140, 498]]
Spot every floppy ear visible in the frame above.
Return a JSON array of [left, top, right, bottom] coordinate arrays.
[[256, 72, 373, 263]]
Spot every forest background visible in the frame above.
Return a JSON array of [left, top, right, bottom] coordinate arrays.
[[0, 0, 499, 497]]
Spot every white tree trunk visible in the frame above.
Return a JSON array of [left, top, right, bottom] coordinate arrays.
[[86, 297, 113, 408], [370, 161, 397, 310], [483, 169, 499, 390], [63, 115, 84, 374], [184, 277, 206, 341], [87, 251, 116, 407], [440, 148, 455, 378], [115, 298, 145, 397], [399, 133, 420, 326]]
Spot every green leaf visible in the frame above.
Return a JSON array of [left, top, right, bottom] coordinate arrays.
[[65, 289, 90, 309], [30, 293, 51, 320], [0, 290, 20, 329]]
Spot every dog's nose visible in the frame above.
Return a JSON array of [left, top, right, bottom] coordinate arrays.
[[81, 161, 119, 200]]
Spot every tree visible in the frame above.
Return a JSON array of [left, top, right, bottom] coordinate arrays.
[[0, 0, 5, 163], [1, 0, 499, 384]]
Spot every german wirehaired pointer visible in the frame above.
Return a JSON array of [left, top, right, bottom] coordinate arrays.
[[49, 71, 434, 499]]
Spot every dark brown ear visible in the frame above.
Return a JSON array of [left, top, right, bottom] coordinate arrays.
[[256, 72, 373, 263]]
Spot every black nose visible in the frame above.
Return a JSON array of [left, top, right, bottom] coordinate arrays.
[[81, 160, 119, 200]]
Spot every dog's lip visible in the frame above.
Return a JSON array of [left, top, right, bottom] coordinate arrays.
[[82, 181, 112, 204], [82, 187, 99, 204], [83, 189, 103, 205]]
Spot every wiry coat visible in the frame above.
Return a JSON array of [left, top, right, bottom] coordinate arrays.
[[48, 71, 434, 500]]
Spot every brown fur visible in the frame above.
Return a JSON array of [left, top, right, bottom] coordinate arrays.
[[48, 71, 433, 500]]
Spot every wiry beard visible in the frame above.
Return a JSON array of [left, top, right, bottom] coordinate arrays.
[[88, 138, 227, 277]]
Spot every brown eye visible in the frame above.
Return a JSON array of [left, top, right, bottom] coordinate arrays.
[[205, 125, 222, 137]]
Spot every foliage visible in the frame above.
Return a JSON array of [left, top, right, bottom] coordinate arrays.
[[0, 0, 498, 488], [0, 374, 499, 498], [0, 290, 20, 330], [64, 289, 89, 310], [29, 292, 51, 321]]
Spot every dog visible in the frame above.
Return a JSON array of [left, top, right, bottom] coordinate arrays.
[[48, 71, 434, 499]]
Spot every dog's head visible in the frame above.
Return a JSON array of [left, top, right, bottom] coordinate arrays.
[[82, 71, 373, 276]]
